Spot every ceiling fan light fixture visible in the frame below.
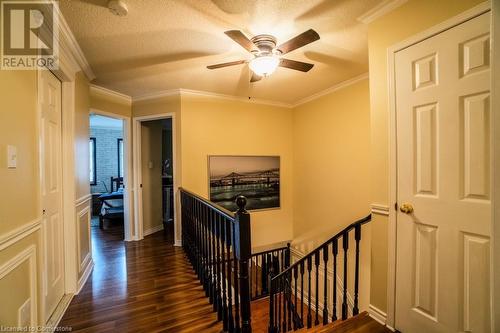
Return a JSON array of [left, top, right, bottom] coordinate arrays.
[[249, 55, 280, 77]]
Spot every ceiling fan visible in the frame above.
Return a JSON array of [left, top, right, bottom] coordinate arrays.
[[207, 29, 320, 82]]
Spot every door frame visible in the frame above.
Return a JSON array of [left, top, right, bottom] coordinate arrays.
[[89, 109, 133, 241], [132, 113, 178, 242], [386, 2, 493, 330]]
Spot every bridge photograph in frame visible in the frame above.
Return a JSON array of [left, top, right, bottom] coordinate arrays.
[[208, 155, 280, 211]]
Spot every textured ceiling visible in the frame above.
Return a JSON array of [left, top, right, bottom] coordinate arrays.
[[59, 0, 383, 103]]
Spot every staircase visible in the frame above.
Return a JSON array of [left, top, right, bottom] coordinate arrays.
[[180, 188, 387, 333]]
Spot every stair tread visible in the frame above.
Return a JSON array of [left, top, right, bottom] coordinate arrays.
[[293, 312, 390, 333]]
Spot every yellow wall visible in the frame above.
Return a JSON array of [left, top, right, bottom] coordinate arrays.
[[292, 78, 372, 312], [180, 94, 294, 248], [0, 69, 42, 326], [74, 72, 91, 201], [0, 69, 92, 325], [367, 0, 485, 312], [140, 120, 164, 232], [292, 79, 371, 244], [0, 71, 39, 233]]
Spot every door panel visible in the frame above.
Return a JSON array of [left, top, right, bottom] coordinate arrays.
[[40, 69, 64, 322], [395, 13, 491, 333]]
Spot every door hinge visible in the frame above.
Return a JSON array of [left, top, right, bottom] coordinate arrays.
[[394, 202, 398, 211]]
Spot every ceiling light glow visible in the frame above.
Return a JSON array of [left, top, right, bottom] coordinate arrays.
[[249, 55, 280, 77]]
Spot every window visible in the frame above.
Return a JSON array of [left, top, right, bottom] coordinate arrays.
[[89, 137, 96, 185], [117, 138, 124, 178]]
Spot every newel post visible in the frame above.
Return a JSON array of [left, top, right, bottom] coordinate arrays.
[[234, 195, 252, 333]]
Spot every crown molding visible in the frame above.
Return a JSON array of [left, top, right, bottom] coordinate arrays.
[[55, 2, 95, 81], [357, 0, 408, 24], [132, 89, 181, 103], [131, 74, 370, 108], [179, 88, 293, 108], [292, 73, 369, 107], [90, 84, 132, 105]]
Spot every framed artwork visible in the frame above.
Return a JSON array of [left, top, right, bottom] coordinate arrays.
[[208, 155, 280, 212]]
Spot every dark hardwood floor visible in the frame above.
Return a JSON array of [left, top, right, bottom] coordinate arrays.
[[59, 222, 224, 332], [59, 222, 390, 333]]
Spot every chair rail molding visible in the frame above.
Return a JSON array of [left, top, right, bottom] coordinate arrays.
[[0, 219, 41, 251], [370, 203, 390, 216], [75, 194, 92, 207]]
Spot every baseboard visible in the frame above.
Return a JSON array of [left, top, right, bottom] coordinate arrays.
[[174, 240, 182, 247], [76, 259, 94, 295], [144, 224, 164, 236], [45, 293, 73, 331], [368, 304, 387, 326]]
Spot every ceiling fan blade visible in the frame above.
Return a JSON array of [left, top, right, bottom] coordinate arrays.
[[224, 30, 257, 53], [250, 72, 262, 83], [277, 29, 320, 54], [207, 59, 247, 69], [279, 58, 314, 72]]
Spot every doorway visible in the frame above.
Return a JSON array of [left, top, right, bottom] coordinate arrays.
[[133, 114, 176, 242], [89, 114, 125, 240], [392, 11, 491, 333]]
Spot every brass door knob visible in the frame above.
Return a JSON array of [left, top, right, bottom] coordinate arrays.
[[400, 203, 414, 214]]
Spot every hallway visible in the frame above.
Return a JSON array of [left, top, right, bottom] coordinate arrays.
[[59, 225, 223, 332]]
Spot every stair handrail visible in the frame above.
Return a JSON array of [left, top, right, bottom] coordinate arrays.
[[268, 214, 372, 333], [180, 187, 252, 333], [271, 214, 371, 280]]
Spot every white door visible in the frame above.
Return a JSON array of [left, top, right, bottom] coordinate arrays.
[[395, 13, 491, 333], [39, 69, 65, 322]]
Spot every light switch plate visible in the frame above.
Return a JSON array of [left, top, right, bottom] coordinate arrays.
[[7, 145, 17, 168]]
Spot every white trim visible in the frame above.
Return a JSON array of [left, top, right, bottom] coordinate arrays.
[[133, 75, 372, 109], [368, 304, 388, 326], [61, 80, 78, 295], [292, 73, 369, 107], [55, 3, 95, 80], [180, 88, 293, 108], [174, 240, 183, 247], [133, 88, 292, 108], [89, 108, 133, 242], [75, 194, 91, 206], [492, 1, 500, 331], [0, 245, 38, 327], [143, 224, 164, 237], [386, 2, 491, 329], [0, 219, 41, 251], [45, 293, 73, 332], [370, 203, 390, 216], [132, 89, 180, 102], [357, 0, 408, 24], [90, 85, 132, 105], [76, 206, 91, 273], [133, 113, 179, 243], [76, 259, 94, 295]]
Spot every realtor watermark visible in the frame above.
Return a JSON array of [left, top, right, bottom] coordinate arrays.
[[1, 0, 59, 70]]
